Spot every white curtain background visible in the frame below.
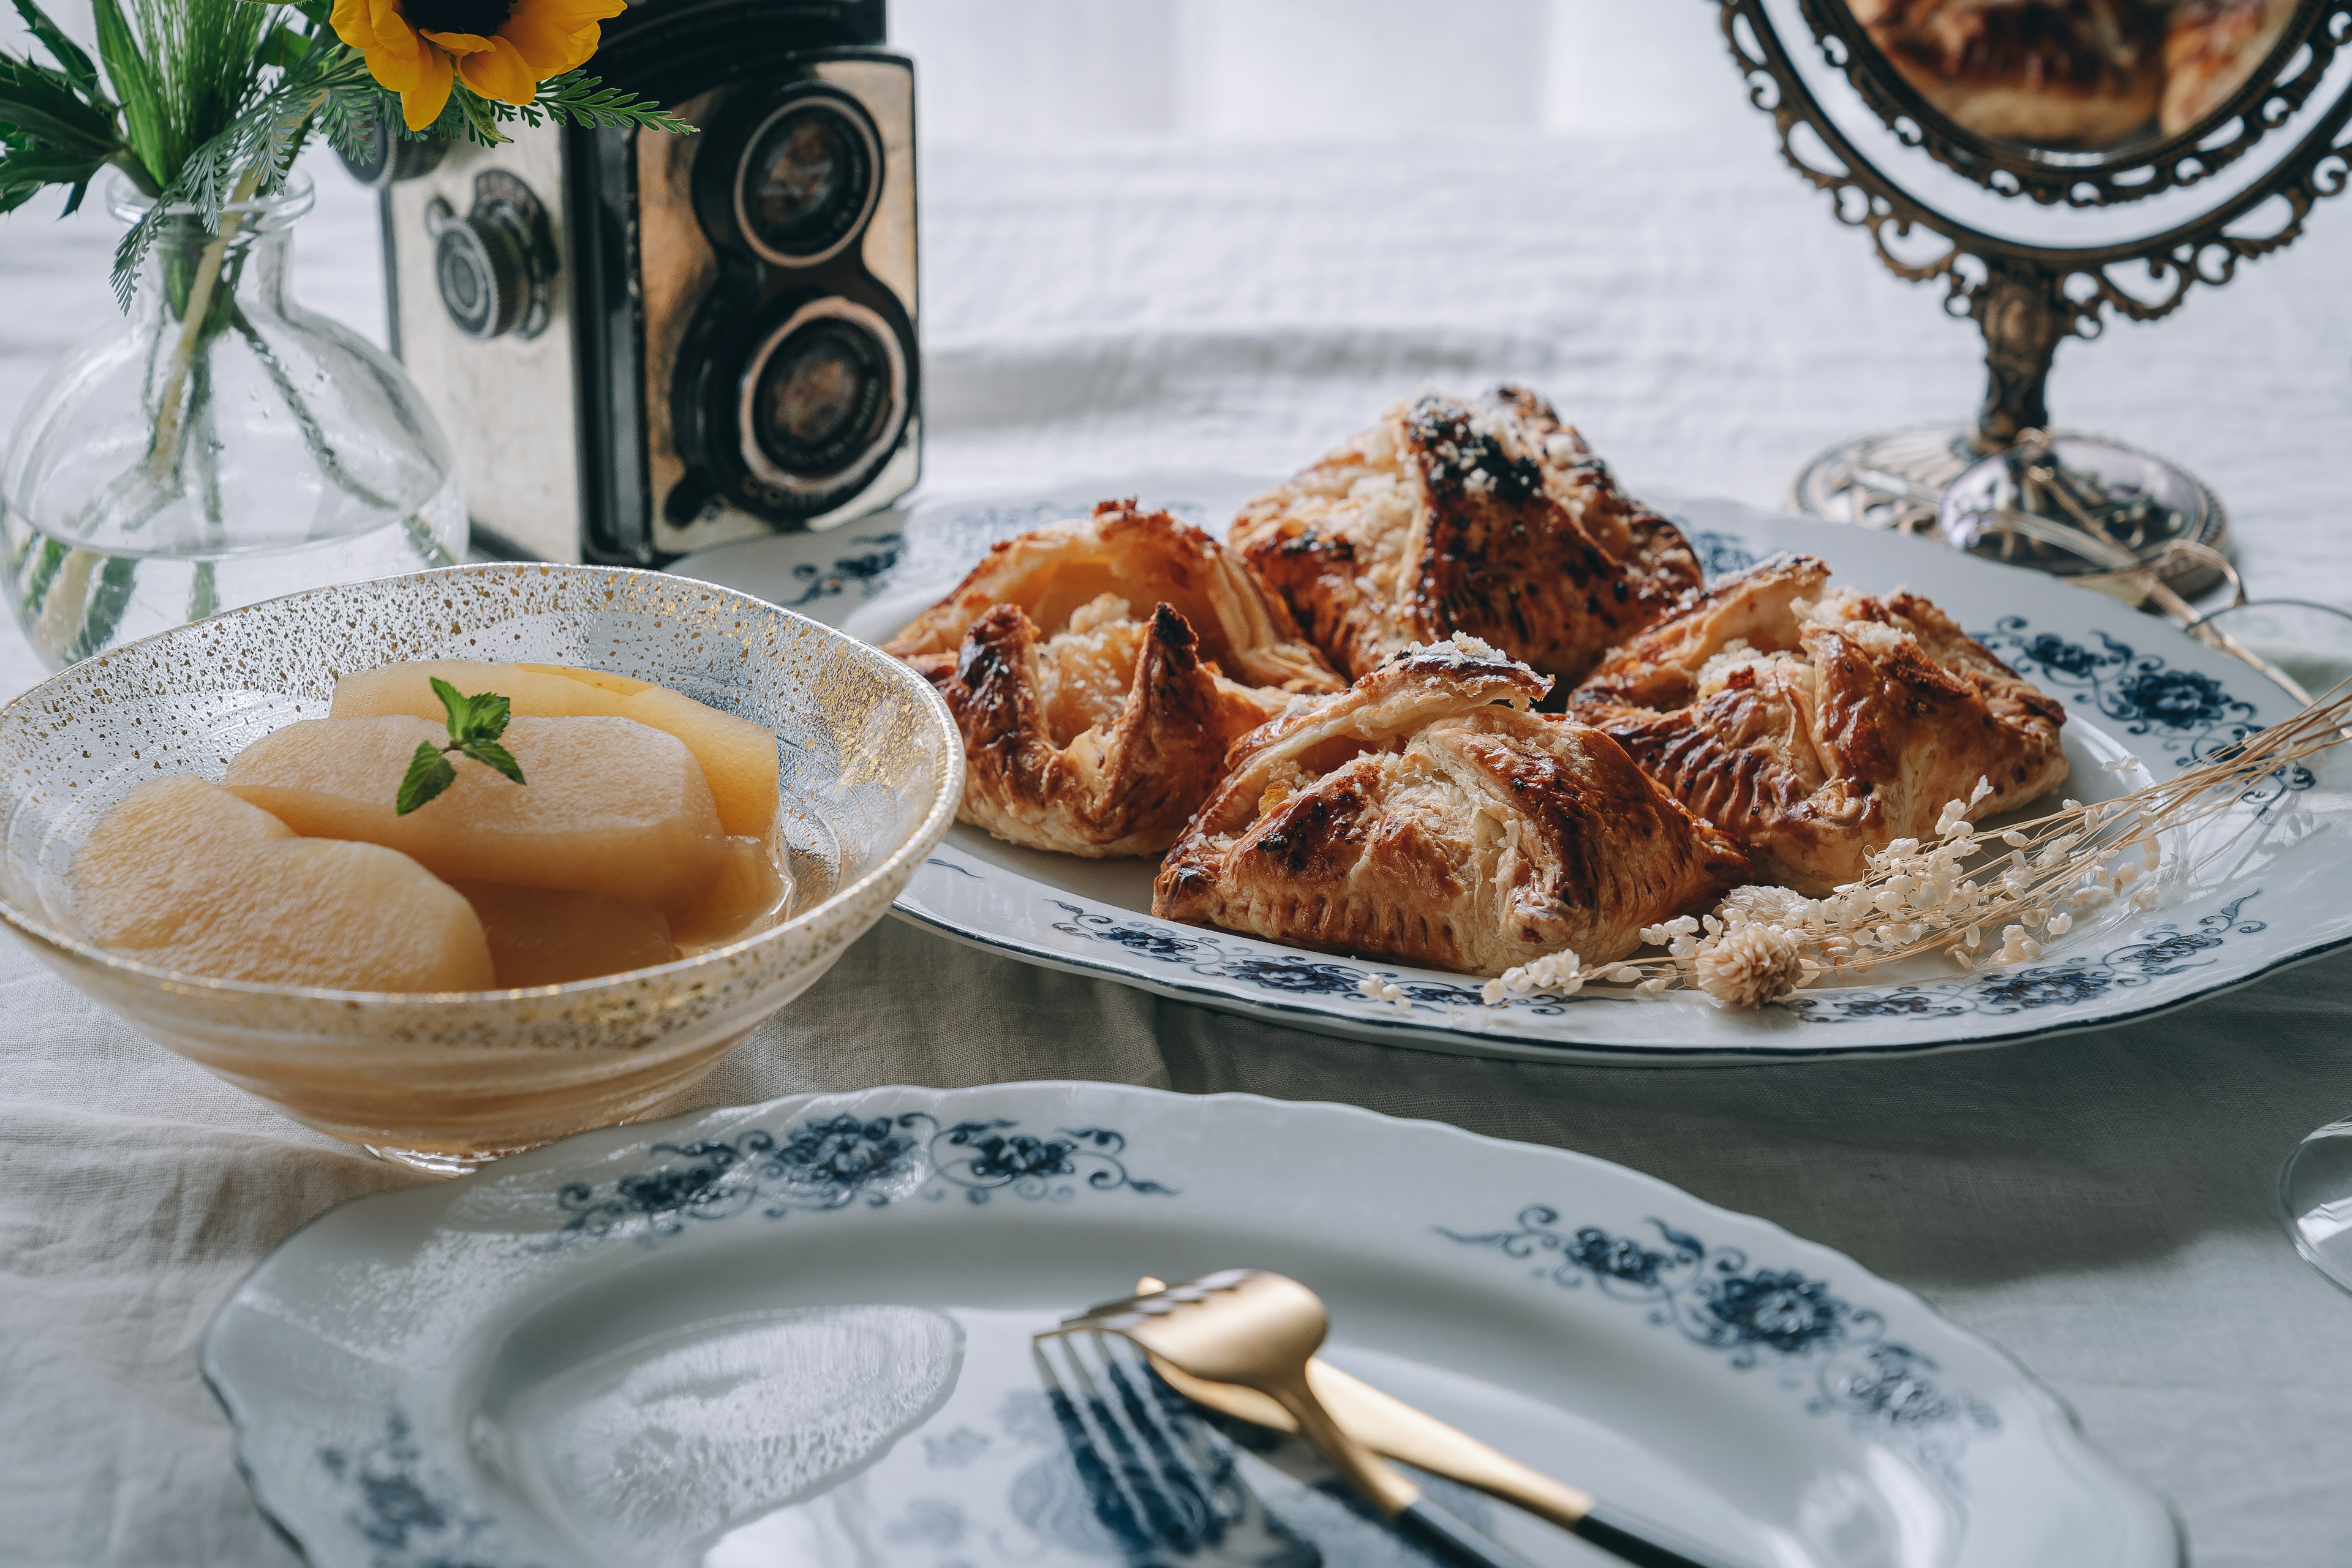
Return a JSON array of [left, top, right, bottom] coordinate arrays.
[[0, 4, 2346, 568], [0, 3, 1774, 437]]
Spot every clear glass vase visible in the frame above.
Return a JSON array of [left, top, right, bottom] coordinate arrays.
[[0, 172, 466, 668]]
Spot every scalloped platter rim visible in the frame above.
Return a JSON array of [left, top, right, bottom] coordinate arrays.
[[202, 1081, 2179, 1568], [673, 476, 2349, 1065]]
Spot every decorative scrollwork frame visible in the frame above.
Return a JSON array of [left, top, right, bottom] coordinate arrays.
[[1804, 0, 2348, 207], [1716, 0, 2352, 448]]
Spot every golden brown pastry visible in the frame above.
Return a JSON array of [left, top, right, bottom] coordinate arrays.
[[1570, 554, 2068, 895], [1229, 386, 1700, 687], [1153, 638, 1749, 976], [2159, 0, 2296, 135], [1850, 0, 2163, 149], [886, 500, 1344, 858]]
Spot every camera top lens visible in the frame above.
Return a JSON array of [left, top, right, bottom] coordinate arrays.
[[734, 94, 881, 266]]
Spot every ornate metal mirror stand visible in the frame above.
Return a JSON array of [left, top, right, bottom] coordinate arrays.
[[1715, 0, 2352, 594]]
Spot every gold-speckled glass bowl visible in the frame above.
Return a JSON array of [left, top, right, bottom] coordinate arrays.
[[0, 564, 961, 1171]]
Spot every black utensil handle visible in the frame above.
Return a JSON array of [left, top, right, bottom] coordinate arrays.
[[1398, 1498, 1544, 1568], [1574, 1502, 1752, 1568]]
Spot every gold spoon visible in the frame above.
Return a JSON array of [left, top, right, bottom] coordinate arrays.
[[1061, 1272, 1747, 1568], [1042, 1269, 1533, 1567]]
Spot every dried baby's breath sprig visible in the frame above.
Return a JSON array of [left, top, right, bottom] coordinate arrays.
[[1477, 679, 2352, 1011]]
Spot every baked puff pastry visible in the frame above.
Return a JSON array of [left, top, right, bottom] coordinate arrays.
[[1230, 386, 1702, 686], [1570, 554, 2068, 895], [886, 501, 1344, 858], [1153, 638, 1749, 976]]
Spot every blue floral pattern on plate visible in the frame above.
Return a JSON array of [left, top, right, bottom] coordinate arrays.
[[1442, 1207, 1998, 1480], [538, 1110, 1174, 1248], [318, 1412, 533, 1568]]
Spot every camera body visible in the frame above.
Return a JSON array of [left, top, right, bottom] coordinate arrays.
[[369, 0, 917, 564]]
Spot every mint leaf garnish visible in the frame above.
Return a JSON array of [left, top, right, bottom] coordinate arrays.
[[393, 683, 527, 814], [396, 741, 458, 815]]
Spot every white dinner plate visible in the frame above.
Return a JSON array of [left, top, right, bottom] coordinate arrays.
[[203, 1082, 2176, 1568], [674, 475, 2350, 1064]]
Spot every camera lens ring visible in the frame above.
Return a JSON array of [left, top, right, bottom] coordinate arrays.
[[434, 217, 524, 339], [731, 88, 883, 268], [734, 297, 910, 497]]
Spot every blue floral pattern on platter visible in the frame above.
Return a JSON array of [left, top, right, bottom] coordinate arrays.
[[537, 1110, 1174, 1248], [1047, 902, 1528, 1013], [1686, 527, 1758, 579], [1442, 1207, 1997, 1480], [1976, 616, 2313, 802], [783, 532, 903, 606], [318, 1412, 533, 1568], [1040, 888, 2275, 1033], [1788, 892, 2266, 1023]]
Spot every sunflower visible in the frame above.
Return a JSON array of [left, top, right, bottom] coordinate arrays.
[[332, 0, 628, 132]]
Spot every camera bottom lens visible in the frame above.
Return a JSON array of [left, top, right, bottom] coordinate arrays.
[[736, 298, 908, 496]]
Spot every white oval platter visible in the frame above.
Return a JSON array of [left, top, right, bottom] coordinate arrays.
[[203, 1082, 2177, 1568], [674, 475, 2350, 1064]]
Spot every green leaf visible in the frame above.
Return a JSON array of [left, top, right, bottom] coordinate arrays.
[[257, 22, 308, 72], [0, 55, 119, 153], [428, 676, 478, 739], [459, 738, 525, 786], [88, 0, 160, 185], [466, 691, 512, 742], [429, 677, 514, 748], [396, 741, 458, 816], [9, 0, 100, 100], [0, 140, 107, 211], [529, 69, 697, 135]]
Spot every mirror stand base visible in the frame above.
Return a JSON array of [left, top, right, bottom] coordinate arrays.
[[1788, 423, 2229, 601]]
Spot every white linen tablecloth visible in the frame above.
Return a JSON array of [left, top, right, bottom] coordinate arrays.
[[4, 124, 2351, 1566]]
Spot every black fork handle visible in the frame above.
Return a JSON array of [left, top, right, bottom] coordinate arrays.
[[1401, 1496, 1752, 1568], [1398, 1498, 1544, 1568]]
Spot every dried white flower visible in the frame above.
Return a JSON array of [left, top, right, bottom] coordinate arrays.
[[1694, 926, 1804, 1008]]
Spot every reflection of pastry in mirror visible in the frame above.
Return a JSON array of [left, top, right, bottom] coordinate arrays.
[[1570, 554, 2068, 895], [1153, 638, 1749, 976], [887, 501, 1344, 858], [1230, 386, 1701, 687], [2160, 0, 2297, 135], [1850, 0, 2163, 149]]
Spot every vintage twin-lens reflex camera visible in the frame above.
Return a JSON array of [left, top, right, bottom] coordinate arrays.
[[352, 0, 918, 564]]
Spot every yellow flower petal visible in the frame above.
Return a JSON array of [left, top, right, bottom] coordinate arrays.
[[329, 0, 374, 52], [418, 29, 497, 56], [512, 0, 628, 24], [455, 35, 540, 105], [398, 42, 453, 131], [364, 0, 422, 58], [363, 42, 425, 93], [494, 13, 583, 76], [508, 0, 624, 72]]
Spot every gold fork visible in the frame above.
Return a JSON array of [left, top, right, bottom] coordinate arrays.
[[1052, 1271, 1748, 1568], [1041, 1268, 1537, 1568]]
